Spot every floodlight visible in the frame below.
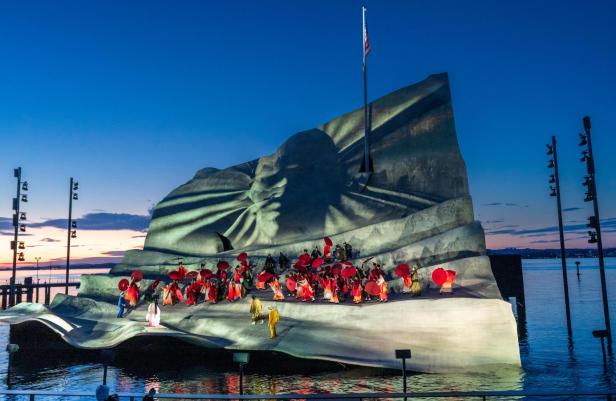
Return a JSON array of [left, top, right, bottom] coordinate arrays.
[[72, 221, 77, 228], [18, 252, 25, 262], [579, 133, 587, 147], [549, 175, 555, 184], [546, 144, 553, 155], [548, 159, 554, 168], [583, 116, 591, 133], [21, 195, 27, 203], [73, 193, 78, 200], [21, 181, 28, 191], [71, 230, 77, 239], [588, 231, 597, 244]]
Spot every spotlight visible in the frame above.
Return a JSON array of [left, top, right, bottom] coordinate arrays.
[[579, 133, 588, 147], [580, 151, 589, 162], [21, 195, 27, 203], [588, 231, 598, 244], [20, 224, 26, 232], [71, 230, 77, 239], [73, 182, 79, 191], [548, 159, 555, 168], [550, 186, 557, 197], [549, 174, 555, 184], [583, 175, 592, 187], [19, 212, 26, 221], [587, 216, 598, 230], [18, 252, 25, 262], [21, 181, 28, 191], [72, 221, 77, 228], [73, 193, 78, 200], [18, 242, 25, 250], [546, 144, 553, 155], [584, 191, 594, 202]]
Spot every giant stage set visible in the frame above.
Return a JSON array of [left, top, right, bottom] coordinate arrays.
[[1, 73, 520, 373]]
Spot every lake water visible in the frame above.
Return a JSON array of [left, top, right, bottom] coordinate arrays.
[[0, 259, 615, 399]]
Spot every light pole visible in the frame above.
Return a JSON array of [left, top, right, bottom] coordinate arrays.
[[35, 257, 41, 303], [547, 136, 572, 337], [65, 178, 79, 294], [10, 168, 28, 307], [579, 116, 611, 343]]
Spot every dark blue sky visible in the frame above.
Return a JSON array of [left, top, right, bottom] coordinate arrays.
[[0, 0, 614, 256]]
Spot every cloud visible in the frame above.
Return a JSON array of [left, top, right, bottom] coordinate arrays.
[[101, 250, 126, 257], [563, 207, 582, 212], [483, 219, 504, 224], [30, 213, 150, 231], [482, 203, 524, 207], [40, 237, 60, 242], [0, 217, 14, 230], [485, 217, 616, 237]]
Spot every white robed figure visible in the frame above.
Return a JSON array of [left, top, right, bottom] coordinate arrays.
[[146, 299, 161, 327]]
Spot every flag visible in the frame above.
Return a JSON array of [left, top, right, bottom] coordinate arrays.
[[362, 5, 371, 65]]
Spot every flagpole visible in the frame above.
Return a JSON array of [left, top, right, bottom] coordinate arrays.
[[362, 5, 370, 174]]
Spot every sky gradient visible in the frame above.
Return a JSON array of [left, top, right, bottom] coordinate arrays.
[[0, 0, 615, 266]]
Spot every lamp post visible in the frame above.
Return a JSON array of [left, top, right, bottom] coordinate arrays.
[[10, 168, 28, 307], [35, 257, 41, 303], [547, 137, 572, 337], [579, 116, 611, 343], [233, 352, 249, 395], [395, 349, 411, 400], [65, 178, 79, 294]]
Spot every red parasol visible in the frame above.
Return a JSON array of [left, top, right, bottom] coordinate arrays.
[[395, 264, 410, 278], [446, 270, 457, 284], [332, 263, 342, 276], [200, 269, 214, 279], [150, 278, 161, 290], [258, 271, 273, 283], [341, 260, 353, 266], [365, 281, 380, 296], [323, 236, 333, 246], [118, 278, 129, 292], [312, 257, 324, 268], [130, 271, 143, 282], [286, 277, 296, 292], [186, 271, 199, 280], [432, 268, 448, 286], [237, 252, 248, 262], [217, 260, 230, 270], [168, 271, 181, 281], [341, 266, 357, 279], [298, 254, 311, 266]]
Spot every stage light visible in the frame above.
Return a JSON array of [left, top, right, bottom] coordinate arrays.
[[580, 151, 589, 162], [549, 175, 555, 184], [21, 181, 28, 191], [584, 191, 594, 202], [20, 224, 26, 232], [587, 216, 598, 229], [546, 144, 553, 155], [18, 242, 25, 250], [583, 175, 591, 187], [550, 186, 557, 197], [72, 221, 77, 228], [73, 182, 79, 191], [579, 133, 588, 147], [18, 252, 25, 262], [21, 195, 27, 203], [548, 159, 554, 168], [19, 212, 26, 220], [588, 231, 597, 244], [71, 230, 77, 239], [73, 193, 78, 200]]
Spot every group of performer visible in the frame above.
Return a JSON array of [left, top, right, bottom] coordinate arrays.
[[116, 237, 433, 328]]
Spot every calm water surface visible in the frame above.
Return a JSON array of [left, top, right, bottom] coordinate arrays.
[[0, 259, 615, 398]]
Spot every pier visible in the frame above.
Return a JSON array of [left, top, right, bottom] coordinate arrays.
[[0, 277, 79, 310]]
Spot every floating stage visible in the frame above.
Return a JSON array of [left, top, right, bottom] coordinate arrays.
[[1, 73, 520, 373]]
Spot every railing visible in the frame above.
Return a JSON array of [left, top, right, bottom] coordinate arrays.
[[0, 280, 80, 310], [0, 389, 614, 400]]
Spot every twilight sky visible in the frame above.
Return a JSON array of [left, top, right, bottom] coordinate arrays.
[[0, 0, 614, 266]]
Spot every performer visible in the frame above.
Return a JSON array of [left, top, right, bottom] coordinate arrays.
[[329, 277, 339, 304], [322, 275, 333, 300], [268, 306, 279, 339], [162, 284, 173, 305], [376, 275, 388, 302], [352, 280, 363, 304], [249, 295, 263, 324], [269, 278, 285, 301], [298, 276, 314, 302], [117, 292, 125, 318], [227, 279, 236, 302], [278, 252, 289, 273], [125, 282, 140, 307], [208, 280, 218, 303], [401, 274, 412, 293], [146, 298, 161, 327], [410, 266, 422, 296], [344, 242, 353, 259]]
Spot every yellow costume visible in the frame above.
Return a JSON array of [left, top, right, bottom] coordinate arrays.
[[268, 307, 279, 338], [249, 297, 263, 324], [410, 269, 422, 296]]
